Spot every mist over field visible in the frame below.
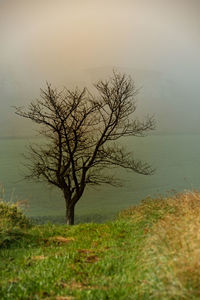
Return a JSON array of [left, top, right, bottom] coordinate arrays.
[[0, 0, 200, 136]]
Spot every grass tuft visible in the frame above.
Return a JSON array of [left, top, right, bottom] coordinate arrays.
[[0, 192, 32, 247], [138, 191, 200, 299]]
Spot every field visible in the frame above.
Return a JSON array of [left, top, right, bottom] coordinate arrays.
[[1, 191, 200, 299]]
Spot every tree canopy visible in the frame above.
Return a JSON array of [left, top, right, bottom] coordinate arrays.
[[15, 72, 155, 224]]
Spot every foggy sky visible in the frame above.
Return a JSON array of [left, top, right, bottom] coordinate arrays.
[[0, 0, 200, 136]]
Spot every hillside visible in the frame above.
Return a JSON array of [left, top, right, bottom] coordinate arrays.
[[1, 191, 200, 299]]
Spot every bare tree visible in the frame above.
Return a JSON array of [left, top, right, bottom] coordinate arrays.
[[15, 72, 155, 225]]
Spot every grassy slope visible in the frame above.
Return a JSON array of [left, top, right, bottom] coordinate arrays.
[[1, 191, 200, 300]]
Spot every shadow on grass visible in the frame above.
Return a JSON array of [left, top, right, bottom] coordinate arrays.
[[31, 212, 116, 225], [0, 213, 116, 250], [0, 231, 37, 249]]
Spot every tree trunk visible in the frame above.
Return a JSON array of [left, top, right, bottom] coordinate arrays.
[[66, 203, 75, 225]]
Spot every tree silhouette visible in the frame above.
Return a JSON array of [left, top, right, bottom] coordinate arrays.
[[15, 72, 155, 224]]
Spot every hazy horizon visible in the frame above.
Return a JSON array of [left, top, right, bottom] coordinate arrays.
[[1, 0, 200, 137]]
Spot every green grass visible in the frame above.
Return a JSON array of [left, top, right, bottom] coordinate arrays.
[[0, 220, 145, 299], [1, 192, 200, 299]]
